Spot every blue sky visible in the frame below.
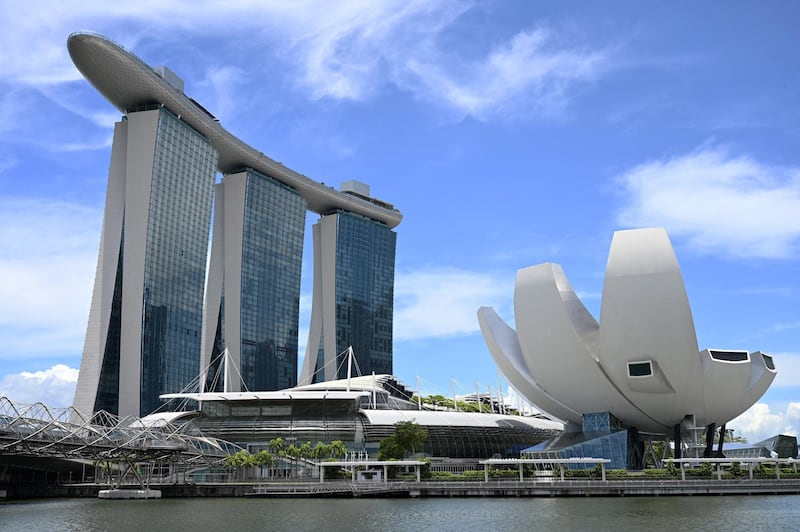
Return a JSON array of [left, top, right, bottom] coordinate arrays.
[[0, 1, 798, 443]]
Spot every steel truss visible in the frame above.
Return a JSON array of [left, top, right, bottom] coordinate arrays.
[[0, 396, 242, 483]]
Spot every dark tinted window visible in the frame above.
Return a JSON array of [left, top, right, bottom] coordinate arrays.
[[709, 350, 748, 362], [628, 361, 652, 377]]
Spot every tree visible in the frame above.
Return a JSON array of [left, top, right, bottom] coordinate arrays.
[[723, 429, 748, 444], [286, 444, 300, 461], [394, 421, 428, 456], [225, 450, 256, 480], [329, 440, 347, 460], [377, 435, 406, 460], [254, 450, 274, 478], [313, 441, 330, 460], [269, 437, 286, 456], [377, 421, 428, 460], [299, 441, 314, 461]]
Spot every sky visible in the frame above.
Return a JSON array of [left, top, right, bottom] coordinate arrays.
[[0, 1, 798, 444]]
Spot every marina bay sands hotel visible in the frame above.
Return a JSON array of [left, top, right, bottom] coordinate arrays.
[[69, 33, 402, 418]]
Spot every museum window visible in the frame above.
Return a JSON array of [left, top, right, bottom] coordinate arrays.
[[627, 361, 652, 377], [709, 350, 748, 362]]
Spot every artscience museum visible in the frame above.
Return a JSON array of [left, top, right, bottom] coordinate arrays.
[[478, 228, 777, 468]]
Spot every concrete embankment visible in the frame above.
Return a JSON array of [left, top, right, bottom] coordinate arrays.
[[4, 479, 800, 500], [404, 479, 800, 497]]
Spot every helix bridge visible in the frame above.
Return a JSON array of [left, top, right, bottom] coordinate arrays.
[[0, 396, 242, 486]]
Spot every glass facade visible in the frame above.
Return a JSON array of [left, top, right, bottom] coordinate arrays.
[[140, 109, 217, 416], [582, 411, 624, 436], [193, 397, 556, 458], [198, 398, 360, 444], [238, 169, 306, 391], [333, 211, 396, 379], [725, 434, 799, 459], [524, 412, 643, 470], [93, 245, 124, 414]]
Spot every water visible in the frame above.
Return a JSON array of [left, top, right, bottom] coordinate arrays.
[[2, 496, 799, 531]]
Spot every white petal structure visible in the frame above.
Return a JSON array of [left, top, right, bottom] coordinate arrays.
[[478, 228, 777, 434], [477, 306, 580, 424]]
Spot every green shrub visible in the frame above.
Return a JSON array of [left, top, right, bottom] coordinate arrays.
[[666, 461, 679, 477], [323, 466, 346, 480], [779, 469, 800, 479], [685, 463, 713, 478], [643, 468, 675, 479], [564, 468, 592, 478], [420, 457, 432, 479], [754, 465, 774, 478], [606, 469, 628, 479]]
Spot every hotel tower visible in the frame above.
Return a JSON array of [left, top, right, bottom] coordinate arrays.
[[68, 33, 401, 418]]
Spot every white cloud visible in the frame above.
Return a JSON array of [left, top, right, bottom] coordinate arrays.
[[772, 322, 800, 333], [195, 65, 247, 124], [403, 27, 608, 120], [277, 0, 470, 101], [0, 1, 612, 122], [0, 198, 101, 359], [0, 364, 79, 408], [615, 147, 800, 258], [728, 402, 800, 444], [394, 267, 510, 341], [51, 135, 114, 152]]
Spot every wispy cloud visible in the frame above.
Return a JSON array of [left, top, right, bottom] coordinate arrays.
[[394, 267, 510, 341], [51, 135, 114, 152], [403, 26, 609, 120], [0, 1, 613, 122], [195, 65, 247, 124], [771, 322, 800, 333], [276, 0, 471, 102], [0, 364, 78, 408], [615, 147, 800, 259], [0, 198, 101, 359]]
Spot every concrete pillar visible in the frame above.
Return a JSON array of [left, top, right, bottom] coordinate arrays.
[[601, 463, 606, 482], [383, 465, 388, 483], [519, 464, 524, 482], [484, 464, 489, 482]]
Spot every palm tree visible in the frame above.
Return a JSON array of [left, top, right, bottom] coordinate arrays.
[[225, 450, 256, 481], [268, 438, 287, 477], [269, 437, 286, 456], [254, 450, 274, 479], [313, 441, 330, 460], [299, 441, 314, 461], [330, 440, 347, 460]]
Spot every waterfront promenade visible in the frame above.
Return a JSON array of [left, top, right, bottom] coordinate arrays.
[[6, 477, 800, 500]]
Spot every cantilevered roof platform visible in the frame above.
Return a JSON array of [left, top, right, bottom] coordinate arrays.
[[67, 32, 402, 228]]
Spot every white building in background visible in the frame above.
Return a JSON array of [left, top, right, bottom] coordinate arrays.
[[478, 228, 776, 458]]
